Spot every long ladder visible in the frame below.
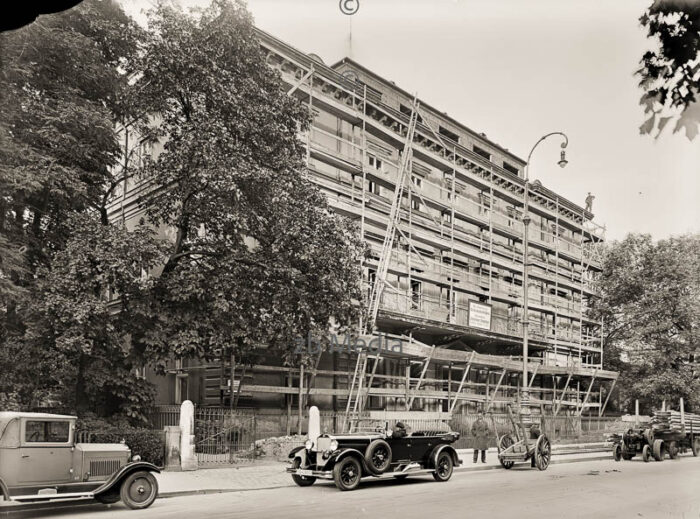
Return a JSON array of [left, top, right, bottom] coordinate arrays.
[[342, 351, 381, 432], [365, 103, 420, 333]]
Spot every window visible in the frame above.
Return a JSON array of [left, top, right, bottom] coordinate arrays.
[[442, 211, 452, 224], [411, 197, 422, 212], [473, 145, 491, 161], [410, 280, 422, 309], [25, 421, 70, 443], [368, 155, 383, 171], [368, 180, 380, 195], [411, 176, 422, 188], [438, 126, 460, 143], [502, 162, 519, 175]]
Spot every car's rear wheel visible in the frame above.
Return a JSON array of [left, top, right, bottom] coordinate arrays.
[[642, 444, 651, 462], [364, 439, 392, 475], [333, 457, 362, 491], [119, 471, 158, 510], [432, 451, 453, 482], [652, 439, 665, 462], [291, 457, 316, 487]]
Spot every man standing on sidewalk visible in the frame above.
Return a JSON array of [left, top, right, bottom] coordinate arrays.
[[471, 411, 489, 463]]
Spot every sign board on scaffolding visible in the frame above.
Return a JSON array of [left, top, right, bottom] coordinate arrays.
[[468, 301, 492, 331]]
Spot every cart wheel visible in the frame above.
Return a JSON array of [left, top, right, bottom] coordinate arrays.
[[498, 434, 515, 469], [692, 437, 700, 457], [667, 441, 679, 459], [652, 439, 664, 462], [643, 428, 654, 446], [534, 435, 551, 471], [613, 443, 622, 462], [291, 457, 316, 487], [642, 444, 651, 462]]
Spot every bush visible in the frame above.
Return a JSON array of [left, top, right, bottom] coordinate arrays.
[[77, 416, 164, 466]]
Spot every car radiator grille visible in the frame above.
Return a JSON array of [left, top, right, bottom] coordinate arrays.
[[89, 459, 123, 477]]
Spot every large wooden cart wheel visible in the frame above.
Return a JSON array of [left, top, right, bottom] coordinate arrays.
[[613, 443, 622, 462], [534, 434, 551, 471], [642, 444, 651, 462], [652, 439, 665, 462], [498, 434, 515, 469]]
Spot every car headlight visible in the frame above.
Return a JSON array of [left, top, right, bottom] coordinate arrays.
[[329, 439, 338, 452], [132, 454, 141, 462], [305, 439, 314, 450]]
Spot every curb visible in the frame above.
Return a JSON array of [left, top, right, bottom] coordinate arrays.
[[156, 453, 612, 499]]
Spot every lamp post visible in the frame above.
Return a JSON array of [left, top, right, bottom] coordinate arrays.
[[521, 132, 568, 397]]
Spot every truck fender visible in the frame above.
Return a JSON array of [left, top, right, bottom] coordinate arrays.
[[0, 476, 9, 501], [429, 444, 460, 468], [93, 461, 161, 497]]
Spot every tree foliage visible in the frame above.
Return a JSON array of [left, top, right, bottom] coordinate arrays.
[[593, 234, 700, 413], [132, 0, 366, 372], [0, 0, 157, 418], [638, 0, 700, 139]]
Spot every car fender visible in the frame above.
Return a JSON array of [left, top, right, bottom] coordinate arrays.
[[429, 444, 460, 468], [329, 448, 370, 472], [289, 446, 308, 466], [288, 445, 305, 459], [0, 476, 9, 501], [93, 461, 161, 497]]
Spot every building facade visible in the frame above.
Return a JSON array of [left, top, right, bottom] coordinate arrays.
[[110, 28, 617, 422]]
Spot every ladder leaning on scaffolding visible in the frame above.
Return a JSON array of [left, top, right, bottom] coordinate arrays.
[[342, 102, 420, 433]]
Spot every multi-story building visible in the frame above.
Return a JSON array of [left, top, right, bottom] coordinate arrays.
[[110, 28, 618, 425]]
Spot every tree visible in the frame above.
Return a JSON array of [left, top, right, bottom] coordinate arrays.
[[592, 234, 700, 413], [0, 0, 155, 416], [132, 0, 366, 383], [638, 0, 700, 139]]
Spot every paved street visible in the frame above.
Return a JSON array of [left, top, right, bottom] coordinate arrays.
[[6, 457, 700, 519]]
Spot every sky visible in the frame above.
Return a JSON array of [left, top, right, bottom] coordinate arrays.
[[121, 0, 700, 241]]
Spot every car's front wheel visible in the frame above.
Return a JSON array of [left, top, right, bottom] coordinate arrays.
[[333, 457, 362, 491], [291, 457, 316, 487], [432, 451, 454, 482], [119, 471, 158, 510]]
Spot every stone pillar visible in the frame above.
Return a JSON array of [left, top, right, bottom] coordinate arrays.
[[179, 400, 198, 471], [164, 426, 181, 471]]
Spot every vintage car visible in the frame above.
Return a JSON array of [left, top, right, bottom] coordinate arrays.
[[0, 412, 160, 510], [287, 407, 461, 491]]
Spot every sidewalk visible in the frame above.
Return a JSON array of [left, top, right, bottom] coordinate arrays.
[[157, 443, 611, 497]]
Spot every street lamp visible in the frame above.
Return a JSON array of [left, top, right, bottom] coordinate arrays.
[[521, 132, 568, 397]]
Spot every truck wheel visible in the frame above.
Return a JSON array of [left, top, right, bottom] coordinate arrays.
[[432, 451, 454, 482], [119, 471, 158, 510], [291, 458, 316, 487], [613, 443, 622, 462], [652, 440, 665, 462], [692, 437, 700, 457], [364, 439, 392, 475], [333, 457, 362, 491], [642, 444, 651, 462], [668, 441, 679, 459]]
